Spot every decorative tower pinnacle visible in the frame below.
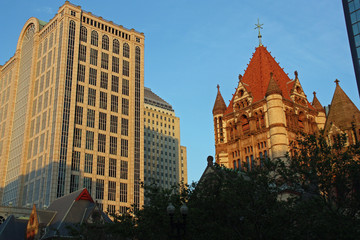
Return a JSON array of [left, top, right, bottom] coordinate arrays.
[[255, 18, 264, 46]]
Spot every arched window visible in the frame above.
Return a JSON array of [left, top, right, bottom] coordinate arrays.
[[113, 39, 119, 54], [239, 89, 244, 97], [241, 115, 249, 132], [91, 30, 98, 46], [102, 35, 109, 50], [123, 43, 130, 58], [233, 160, 237, 170], [80, 26, 87, 42]]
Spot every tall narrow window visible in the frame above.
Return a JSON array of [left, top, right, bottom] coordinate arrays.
[[109, 158, 117, 177], [80, 26, 87, 42], [89, 68, 97, 85], [113, 39, 119, 54], [100, 72, 108, 89], [111, 95, 118, 112], [121, 98, 129, 115], [102, 35, 109, 50], [90, 48, 98, 66], [84, 153, 93, 173], [74, 106, 83, 125], [88, 88, 96, 106], [91, 30, 98, 46], [76, 84, 84, 103], [97, 156, 105, 175], [123, 43, 129, 58], [121, 118, 128, 136], [112, 76, 119, 92], [79, 45, 86, 62], [96, 179, 104, 200], [86, 131, 94, 150], [108, 181, 116, 201], [109, 136, 117, 155], [98, 133, 106, 153], [70, 175, 79, 193], [87, 109, 95, 128], [101, 52, 108, 69], [112, 56, 119, 73], [71, 151, 80, 171], [77, 64, 85, 82], [120, 160, 128, 179], [99, 112, 107, 130], [122, 79, 129, 95], [121, 139, 128, 157], [84, 177, 92, 195], [100, 91, 107, 109], [119, 183, 127, 202], [110, 115, 118, 133], [122, 60, 129, 76], [73, 128, 82, 148]]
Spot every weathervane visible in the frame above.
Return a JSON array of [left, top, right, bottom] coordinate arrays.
[[255, 18, 264, 46]]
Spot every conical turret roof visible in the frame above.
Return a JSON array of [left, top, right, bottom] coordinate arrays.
[[325, 80, 360, 131], [265, 73, 282, 97], [213, 85, 227, 115], [311, 92, 325, 112]]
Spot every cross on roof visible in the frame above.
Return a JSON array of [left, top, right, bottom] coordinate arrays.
[[255, 18, 264, 46]]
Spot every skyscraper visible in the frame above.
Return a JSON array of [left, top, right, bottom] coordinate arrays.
[[0, 1, 144, 213], [342, 0, 360, 97], [143, 87, 187, 189]]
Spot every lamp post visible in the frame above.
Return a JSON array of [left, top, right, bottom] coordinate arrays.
[[167, 203, 188, 240]]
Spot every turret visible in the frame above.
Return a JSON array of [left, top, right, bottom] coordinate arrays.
[[212, 85, 227, 144], [265, 73, 288, 160], [311, 91, 326, 130]]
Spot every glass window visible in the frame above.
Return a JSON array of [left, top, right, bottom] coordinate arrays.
[[71, 151, 80, 171], [121, 98, 129, 115], [77, 64, 85, 82], [79, 44, 86, 62], [101, 52, 109, 69], [100, 72, 108, 89], [122, 79, 129, 96], [119, 183, 127, 202], [73, 128, 82, 148], [91, 30, 98, 46], [109, 136, 117, 155], [74, 106, 83, 125], [98, 133, 106, 153], [80, 26, 87, 42], [100, 91, 107, 109], [76, 84, 84, 103], [113, 39, 120, 54], [120, 160, 128, 179], [87, 109, 95, 128], [97, 156, 105, 176], [112, 56, 119, 73], [108, 181, 116, 201], [110, 115, 118, 133], [121, 118, 128, 136], [99, 112, 107, 131], [88, 88, 96, 106], [123, 43, 130, 58], [102, 35, 109, 50], [89, 68, 97, 85], [83, 177, 92, 195], [70, 175, 79, 193], [84, 153, 93, 173], [96, 179, 104, 199], [112, 76, 119, 92], [111, 95, 118, 112], [122, 60, 129, 76], [109, 158, 117, 177], [121, 139, 128, 157], [86, 131, 94, 150], [90, 48, 98, 65]]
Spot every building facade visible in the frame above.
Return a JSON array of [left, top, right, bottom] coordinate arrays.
[[143, 87, 187, 189], [342, 0, 360, 97], [0, 2, 144, 213], [212, 44, 327, 169]]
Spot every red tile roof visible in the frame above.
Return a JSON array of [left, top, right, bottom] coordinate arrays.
[[241, 46, 292, 102]]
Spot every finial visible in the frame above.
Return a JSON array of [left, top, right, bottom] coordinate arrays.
[[207, 156, 214, 166], [313, 91, 316, 96], [294, 70, 298, 79], [335, 79, 340, 85], [238, 74, 242, 82], [254, 18, 264, 46], [217, 84, 220, 91]]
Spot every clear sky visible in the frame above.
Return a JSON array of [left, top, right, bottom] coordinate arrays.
[[0, 0, 359, 183]]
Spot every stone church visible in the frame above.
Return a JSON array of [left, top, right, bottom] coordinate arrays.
[[212, 44, 360, 170]]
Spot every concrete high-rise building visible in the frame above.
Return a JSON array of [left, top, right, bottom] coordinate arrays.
[[143, 87, 187, 189], [342, 0, 360, 97], [0, 2, 144, 213]]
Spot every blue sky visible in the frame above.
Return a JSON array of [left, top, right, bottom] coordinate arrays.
[[0, 0, 358, 183]]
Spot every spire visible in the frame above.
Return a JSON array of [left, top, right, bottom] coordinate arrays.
[[213, 85, 227, 115], [265, 72, 282, 97], [255, 18, 264, 46], [325, 80, 360, 131], [311, 91, 325, 112]]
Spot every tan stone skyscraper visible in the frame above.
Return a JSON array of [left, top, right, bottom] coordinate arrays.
[[143, 88, 187, 189], [0, 2, 144, 213]]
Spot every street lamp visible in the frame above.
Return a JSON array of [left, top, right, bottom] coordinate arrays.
[[167, 203, 188, 239]]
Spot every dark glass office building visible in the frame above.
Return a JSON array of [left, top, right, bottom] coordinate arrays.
[[343, 0, 360, 97]]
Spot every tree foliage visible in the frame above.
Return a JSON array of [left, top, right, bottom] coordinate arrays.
[[78, 133, 360, 239]]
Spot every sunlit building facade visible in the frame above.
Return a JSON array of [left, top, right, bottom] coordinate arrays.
[[0, 2, 144, 213], [143, 88, 187, 189]]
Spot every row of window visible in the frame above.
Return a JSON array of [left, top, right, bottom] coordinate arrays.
[[69, 175, 128, 202], [233, 151, 268, 171], [145, 111, 175, 122], [144, 118, 175, 129]]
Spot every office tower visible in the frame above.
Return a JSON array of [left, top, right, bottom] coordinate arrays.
[[143, 87, 187, 189], [0, 1, 144, 213], [343, 0, 360, 97]]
